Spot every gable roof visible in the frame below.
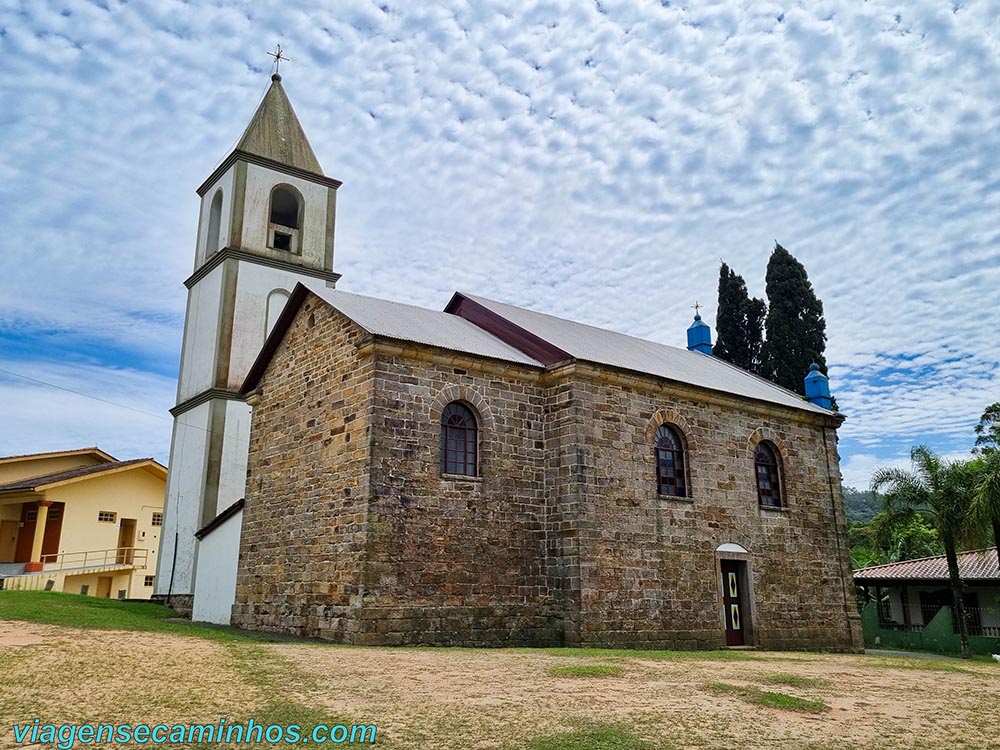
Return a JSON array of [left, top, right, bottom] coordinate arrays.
[[235, 75, 324, 175], [242, 283, 544, 392], [448, 292, 834, 417], [853, 548, 999, 583], [0, 458, 166, 494], [0, 447, 117, 465]]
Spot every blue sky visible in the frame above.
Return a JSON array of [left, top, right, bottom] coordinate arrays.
[[1, 0, 998, 489]]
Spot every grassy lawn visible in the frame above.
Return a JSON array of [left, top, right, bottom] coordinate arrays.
[[2, 591, 999, 750]]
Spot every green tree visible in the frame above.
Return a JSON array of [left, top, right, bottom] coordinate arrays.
[[713, 263, 766, 374], [842, 486, 882, 523], [970, 404, 1000, 570], [970, 453, 1000, 572], [871, 447, 978, 659], [973, 402, 1000, 454], [760, 243, 827, 395]]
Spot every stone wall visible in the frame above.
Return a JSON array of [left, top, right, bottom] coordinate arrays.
[[233, 292, 862, 651], [232, 299, 374, 638], [550, 363, 861, 651], [359, 344, 561, 645]]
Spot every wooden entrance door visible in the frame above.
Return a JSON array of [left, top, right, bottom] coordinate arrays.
[[96, 576, 113, 599], [116, 519, 136, 564], [0, 520, 18, 562], [721, 560, 745, 646]]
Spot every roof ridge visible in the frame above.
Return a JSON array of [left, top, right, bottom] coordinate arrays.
[[458, 291, 671, 349], [0, 446, 113, 462], [458, 291, 834, 415]]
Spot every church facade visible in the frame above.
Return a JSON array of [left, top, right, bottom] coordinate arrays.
[[160, 73, 862, 651], [233, 285, 862, 650]]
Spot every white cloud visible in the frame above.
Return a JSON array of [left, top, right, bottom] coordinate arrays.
[[0, 361, 175, 463], [0, 0, 998, 485]]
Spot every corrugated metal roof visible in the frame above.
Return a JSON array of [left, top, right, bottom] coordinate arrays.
[[458, 293, 833, 416], [853, 548, 999, 582], [306, 285, 544, 368]]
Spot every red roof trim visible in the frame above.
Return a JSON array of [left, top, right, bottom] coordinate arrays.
[[444, 293, 572, 367]]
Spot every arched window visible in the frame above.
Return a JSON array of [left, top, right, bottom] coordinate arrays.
[[268, 186, 301, 253], [755, 442, 783, 507], [440, 402, 477, 476], [206, 189, 223, 255], [265, 289, 290, 339], [654, 424, 687, 497]]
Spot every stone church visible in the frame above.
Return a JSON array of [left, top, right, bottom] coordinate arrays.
[[157, 73, 863, 651]]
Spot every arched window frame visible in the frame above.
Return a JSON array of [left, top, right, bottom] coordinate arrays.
[[654, 423, 689, 498], [754, 441, 784, 508], [206, 189, 223, 256], [440, 401, 478, 477], [267, 184, 304, 254]]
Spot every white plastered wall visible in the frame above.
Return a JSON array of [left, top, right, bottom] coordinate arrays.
[[154, 402, 211, 597], [224, 261, 307, 390], [191, 507, 243, 625], [177, 265, 224, 402], [242, 163, 329, 266], [194, 166, 235, 268], [216, 400, 252, 513]]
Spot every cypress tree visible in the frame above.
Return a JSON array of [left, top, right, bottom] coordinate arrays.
[[760, 243, 827, 394], [747, 296, 767, 374], [713, 263, 766, 374]]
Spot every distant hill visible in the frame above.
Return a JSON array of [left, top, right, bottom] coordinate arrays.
[[843, 487, 880, 523]]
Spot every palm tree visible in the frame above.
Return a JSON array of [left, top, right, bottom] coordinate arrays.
[[970, 451, 1000, 572], [870, 446, 976, 659]]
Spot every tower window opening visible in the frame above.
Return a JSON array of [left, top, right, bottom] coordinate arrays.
[[206, 189, 223, 255], [268, 185, 302, 254], [272, 231, 292, 251], [270, 187, 300, 229]]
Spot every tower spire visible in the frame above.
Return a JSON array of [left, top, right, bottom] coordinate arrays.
[[235, 71, 323, 175]]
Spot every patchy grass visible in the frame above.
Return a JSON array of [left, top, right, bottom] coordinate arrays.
[[705, 682, 830, 713], [757, 672, 829, 688], [0, 590, 263, 642], [865, 655, 997, 676], [538, 646, 777, 662], [526, 725, 648, 750], [547, 664, 625, 678], [4, 595, 1000, 749]]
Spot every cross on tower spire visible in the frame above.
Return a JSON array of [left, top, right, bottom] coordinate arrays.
[[267, 43, 291, 78], [691, 301, 703, 317]]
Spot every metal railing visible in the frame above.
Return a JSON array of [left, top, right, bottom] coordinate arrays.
[[876, 600, 925, 631], [878, 600, 1000, 636], [953, 607, 1000, 637], [38, 547, 148, 572]]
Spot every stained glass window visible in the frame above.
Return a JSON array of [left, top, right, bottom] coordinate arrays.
[[655, 424, 687, 497], [755, 442, 783, 507]]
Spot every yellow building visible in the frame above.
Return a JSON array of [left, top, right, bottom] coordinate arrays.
[[0, 448, 166, 599]]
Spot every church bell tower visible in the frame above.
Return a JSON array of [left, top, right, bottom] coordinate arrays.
[[154, 73, 341, 607]]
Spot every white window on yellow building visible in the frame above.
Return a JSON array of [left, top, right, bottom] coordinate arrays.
[[151, 512, 163, 526], [144, 575, 155, 587], [97, 511, 116, 523]]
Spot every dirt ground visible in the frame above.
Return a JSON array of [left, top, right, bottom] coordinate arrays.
[[2, 620, 998, 750]]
